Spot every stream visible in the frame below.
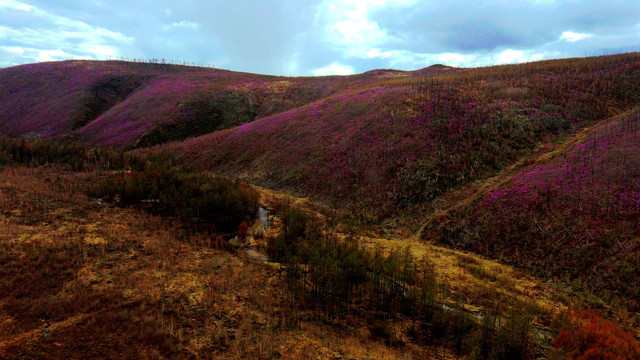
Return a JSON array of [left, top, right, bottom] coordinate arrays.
[[259, 206, 269, 231]]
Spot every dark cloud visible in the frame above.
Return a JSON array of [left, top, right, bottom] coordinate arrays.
[[375, 0, 640, 53]]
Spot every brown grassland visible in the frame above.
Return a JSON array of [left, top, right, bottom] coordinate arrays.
[[1, 165, 470, 359]]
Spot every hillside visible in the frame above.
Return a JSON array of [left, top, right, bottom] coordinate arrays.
[[0, 60, 453, 150], [3, 55, 638, 218], [164, 54, 640, 220], [426, 109, 640, 310], [4, 55, 639, 295], [3, 53, 640, 358], [0, 165, 421, 359], [2, 149, 639, 359], [2, 159, 635, 359], [155, 53, 640, 315]]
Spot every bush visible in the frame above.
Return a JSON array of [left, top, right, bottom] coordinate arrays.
[[553, 309, 640, 360], [0, 136, 140, 171], [90, 169, 259, 233]]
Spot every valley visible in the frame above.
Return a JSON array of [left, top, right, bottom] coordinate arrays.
[[1, 53, 640, 359]]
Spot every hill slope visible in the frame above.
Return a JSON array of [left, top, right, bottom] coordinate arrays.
[[158, 54, 640, 309], [426, 109, 640, 309], [0, 165, 426, 359], [3, 55, 640, 307], [165, 54, 640, 220], [0, 60, 454, 149], [3, 54, 640, 357]]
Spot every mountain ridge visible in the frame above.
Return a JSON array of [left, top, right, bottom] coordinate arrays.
[[0, 60, 455, 149]]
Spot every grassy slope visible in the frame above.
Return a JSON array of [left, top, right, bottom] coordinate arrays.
[[161, 53, 640, 320], [9, 164, 623, 358], [0, 60, 450, 150], [165, 53, 640, 220], [0, 60, 192, 141], [2, 164, 587, 359], [426, 109, 640, 311], [0, 165, 429, 359], [3, 54, 640, 340], [257, 186, 571, 323], [0, 61, 110, 138]]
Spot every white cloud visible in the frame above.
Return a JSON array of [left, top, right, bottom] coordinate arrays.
[[312, 0, 572, 70], [0, 0, 34, 11], [79, 44, 118, 58], [431, 52, 478, 67], [311, 62, 355, 75], [0, 0, 133, 66], [320, 1, 387, 47], [0, 46, 82, 64], [317, 0, 417, 59], [167, 21, 200, 30], [0, 45, 24, 54], [0, 25, 10, 39], [560, 31, 592, 42], [497, 49, 529, 63], [35, 49, 80, 62], [383, 48, 550, 70], [365, 48, 392, 59], [2, 0, 640, 74]]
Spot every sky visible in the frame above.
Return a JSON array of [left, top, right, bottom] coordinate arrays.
[[1, 0, 639, 76]]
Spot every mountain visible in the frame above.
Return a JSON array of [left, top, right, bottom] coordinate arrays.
[[157, 54, 640, 307], [2, 54, 640, 358], [0, 60, 453, 149], [2, 54, 640, 307], [162, 54, 640, 218]]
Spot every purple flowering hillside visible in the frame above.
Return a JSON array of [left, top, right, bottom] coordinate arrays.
[[166, 53, 640, 220], [432, 109, 640, 308], [1, 60, 435, 149]]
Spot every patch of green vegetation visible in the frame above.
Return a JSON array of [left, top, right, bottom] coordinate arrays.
[[0, 136, 141, 171], [0, 136, 259, 234], [269, 202, 537, 359], [72, 75, 143, 130], [90, 168, 259, 233], [134, 92, 260, 148]]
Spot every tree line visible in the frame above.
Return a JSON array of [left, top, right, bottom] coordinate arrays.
[[0, 136, 259, 235], [89, 168, 259, 234], [267, 201, 534, 359]]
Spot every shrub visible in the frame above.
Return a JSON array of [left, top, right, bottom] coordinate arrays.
[[90, 169, 259, 234], [553, 309, 640, 360]]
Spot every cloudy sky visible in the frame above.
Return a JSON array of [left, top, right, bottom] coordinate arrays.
[[1, 0, 639, 75]]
